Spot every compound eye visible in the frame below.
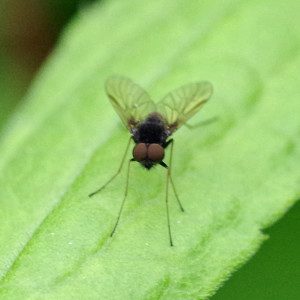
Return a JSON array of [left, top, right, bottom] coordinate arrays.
[[148, 144, 164, 162], [133, 143, 147, 161]]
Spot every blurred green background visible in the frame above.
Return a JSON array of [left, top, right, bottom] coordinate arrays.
[[0, 0, 96, 130], [0, 1, 298, 299]]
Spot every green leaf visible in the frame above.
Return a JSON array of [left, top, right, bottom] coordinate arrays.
[[0, 0, 299, 299], [212, 201, 300, 300], [0, 56, 27, 133]]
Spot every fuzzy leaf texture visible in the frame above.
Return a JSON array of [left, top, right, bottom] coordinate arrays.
[[0, 0, 299, 299]]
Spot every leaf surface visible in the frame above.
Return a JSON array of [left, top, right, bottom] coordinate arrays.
[[0, 0, 299, 299]]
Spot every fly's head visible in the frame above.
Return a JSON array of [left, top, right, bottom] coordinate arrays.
[[132, 143, 165, 170]]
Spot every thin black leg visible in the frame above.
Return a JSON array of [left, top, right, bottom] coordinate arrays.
[[170, 174, 185, 212], [110, 159, 133, 236], [165, 139, 174, 246], [89, 136, 132, 197]]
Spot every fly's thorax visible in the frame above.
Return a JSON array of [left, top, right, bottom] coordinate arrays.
[[135, 115, 168, 144]]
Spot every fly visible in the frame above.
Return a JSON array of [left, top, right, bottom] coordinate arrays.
[[89, 76, 214, 246]]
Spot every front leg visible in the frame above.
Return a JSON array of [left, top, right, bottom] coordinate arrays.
[[163, 138, 173, 149], [161, 138, 185, 246], [159, 138, 173, 167], [160, 139, 185, 212]]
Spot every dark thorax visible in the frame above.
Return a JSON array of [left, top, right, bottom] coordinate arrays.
[[131, 113, 170, 169], [132, 113, 168, 145]]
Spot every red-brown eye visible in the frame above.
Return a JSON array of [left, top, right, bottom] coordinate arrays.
[[133, 143, 147, 161], [148, 144, 164, 162]]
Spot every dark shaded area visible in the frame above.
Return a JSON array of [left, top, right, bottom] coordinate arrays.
[[0, 0, 97, 130], [0, 0, 96, 72], [213, 200, 300, 300]]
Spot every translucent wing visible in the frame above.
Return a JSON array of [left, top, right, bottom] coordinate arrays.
[[105, 76, 156, 130], [157, 81, 213, 133]]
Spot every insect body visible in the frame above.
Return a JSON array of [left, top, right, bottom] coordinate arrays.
[[132, 112, 169, 169], [89, 76, 213, 246]]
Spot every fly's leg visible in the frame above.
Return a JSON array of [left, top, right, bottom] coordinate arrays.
[[170, 175, 184, 212], [161, 138, 184, 246], [161, 139, 185, 212], [89, 136, 132, 197], [110, 158, 133, 236]]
